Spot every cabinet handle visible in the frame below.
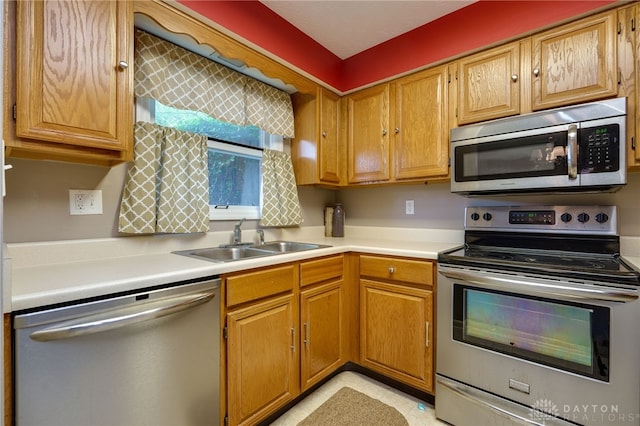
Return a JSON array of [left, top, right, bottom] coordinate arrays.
[[303, 322, 309, 347], [511, 74, 518, 82], [321, 131, 327, 138], [291, 327, 296, 352], [117, 61, 129, 71], [532, 68, 540, 77], [382, 129, 388, 136], [388, 266, 395, 274], [394, 128, 400, 134], [426, 321, 430, 347]]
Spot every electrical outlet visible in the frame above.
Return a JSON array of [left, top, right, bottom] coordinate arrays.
[[405, 199, 415, 215], [69, 189, 103, 215]]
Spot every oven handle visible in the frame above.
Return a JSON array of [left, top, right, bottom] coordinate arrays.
[[439, 265, 638, 303], [437, 376, 546, 426]]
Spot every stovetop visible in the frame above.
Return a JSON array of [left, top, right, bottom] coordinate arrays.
[[438, 205, 640, 286]]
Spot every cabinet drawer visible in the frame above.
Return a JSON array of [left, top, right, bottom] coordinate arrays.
[[360, 255, 433, 286], [300, 255, 343, 287], [226, 264, 297, 307]]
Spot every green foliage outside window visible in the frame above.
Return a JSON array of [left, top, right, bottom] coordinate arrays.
[[155, 102, 262, 208]]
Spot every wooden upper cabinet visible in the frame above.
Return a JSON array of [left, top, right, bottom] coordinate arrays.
[[617, 3, 640, 169], [531, 10, 617, 111], [318, 89, 342, 184], [393, 64, 449, 180], [11, 0, 133, 164], [457, 41, 521, 125], [291, 87, 344, 186], [347, 83, 391, 183]]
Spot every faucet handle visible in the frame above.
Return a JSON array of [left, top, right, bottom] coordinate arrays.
[[235, 218, 246, 229]]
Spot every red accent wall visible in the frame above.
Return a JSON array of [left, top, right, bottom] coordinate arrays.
[[178, 0, 617, 93]]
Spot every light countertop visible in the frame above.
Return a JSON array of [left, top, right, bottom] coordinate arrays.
[[7, 227, 640, 313], [5, 226, 463, 312]]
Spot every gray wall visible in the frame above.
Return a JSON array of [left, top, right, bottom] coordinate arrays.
[[336, 174, 640, 237], [4, 157, 640, 243], [3, 158, 335, 242]]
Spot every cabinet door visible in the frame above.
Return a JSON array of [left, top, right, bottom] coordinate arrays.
[[15, 0, 132, 156], [393, 65, 449, 180], [291, 88, 343, 186], [618, 3, 640, 168], [531, 10, 617, 111], [347, 84, 390, 183], [360, 280, 433, 392], [300, 281, 344, 391], [318, 89, 342, 184], [227, 294, 298, 426], [457, 41, 520, 124]]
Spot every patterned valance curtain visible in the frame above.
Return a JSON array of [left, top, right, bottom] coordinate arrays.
[[134, 30, 295, 138], [260, 149, 303, 227], [119, 122, 209, 234]]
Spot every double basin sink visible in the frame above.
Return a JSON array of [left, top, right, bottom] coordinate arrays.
[[173, 241, 330, 263]]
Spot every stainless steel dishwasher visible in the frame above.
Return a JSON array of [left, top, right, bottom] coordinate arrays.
[[13, 277, 220, 426]]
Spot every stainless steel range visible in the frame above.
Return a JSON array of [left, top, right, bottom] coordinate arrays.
[[436, 205, 640, 426]]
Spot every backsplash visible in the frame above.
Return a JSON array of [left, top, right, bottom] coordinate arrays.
[[5, 157, 640, 243]]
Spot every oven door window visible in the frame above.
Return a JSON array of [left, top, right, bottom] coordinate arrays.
[[454, 130, 568, 182], [453, 285, 610, 381]]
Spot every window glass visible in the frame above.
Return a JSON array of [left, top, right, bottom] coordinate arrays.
[[152, 100, 264, 220]]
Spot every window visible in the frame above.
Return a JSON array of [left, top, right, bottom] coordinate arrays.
[[138, 98, 282, 220]]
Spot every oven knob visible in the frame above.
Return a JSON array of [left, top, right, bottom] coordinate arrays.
[[560, 213, 572, 223], [595, 213, 609, 223], [577, 213, 590, 223], [483, 212, 492, 221], [470, 212, 480, 221]]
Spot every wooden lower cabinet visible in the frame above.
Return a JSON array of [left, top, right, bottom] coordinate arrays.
[[224, 256, 346, 425], [226, 293, 299, 426], [359, 255, 435, 393], [300, 280, 344, 391], [224, 264, 299, 426]]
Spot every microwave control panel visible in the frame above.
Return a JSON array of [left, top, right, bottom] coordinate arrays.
[[579, 124, 619, 173]]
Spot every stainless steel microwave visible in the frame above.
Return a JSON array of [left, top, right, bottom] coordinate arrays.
[[450, 97, 627, 196]]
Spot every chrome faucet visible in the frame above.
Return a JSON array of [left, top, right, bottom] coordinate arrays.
[[256, 229, 265, 245], [233, 218, 246, 244]]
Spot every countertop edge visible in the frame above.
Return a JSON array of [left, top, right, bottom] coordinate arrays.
[[9, 237, 461, 312]]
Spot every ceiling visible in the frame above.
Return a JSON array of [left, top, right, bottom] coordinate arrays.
[[259, 1, 477, 59]]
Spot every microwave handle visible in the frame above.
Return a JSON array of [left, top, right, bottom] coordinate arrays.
[[567, 124, 578, 179]]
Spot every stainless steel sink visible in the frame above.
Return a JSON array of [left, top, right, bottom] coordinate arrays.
[[173, 246, 272, 263], [173, 241, 329, 263], [254, 241, 328, 253]]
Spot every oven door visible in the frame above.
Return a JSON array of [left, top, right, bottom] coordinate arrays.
[[436, 264, 640, 426]]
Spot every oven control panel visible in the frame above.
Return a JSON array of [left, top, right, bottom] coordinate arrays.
[[465, 205, 617, 234]]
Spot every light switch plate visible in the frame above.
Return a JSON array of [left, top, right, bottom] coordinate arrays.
[[406, 199, 415, 215]]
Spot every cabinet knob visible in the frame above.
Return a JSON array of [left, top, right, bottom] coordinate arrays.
[[533, 68, 540, 77], [511, 74, 518, 82], [382, 129, 388, 136], [388, 267, 395, 274], [321, 131, 327, 138], [118, 61, 129, 71], [394, 128, 400, 134]]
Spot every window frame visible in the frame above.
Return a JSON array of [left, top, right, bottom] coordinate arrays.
[[207, 140, 263, 221], [135, 97, 267, 221]]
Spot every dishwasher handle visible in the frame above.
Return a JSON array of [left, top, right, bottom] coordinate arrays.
[[30, 290, 217, 342]]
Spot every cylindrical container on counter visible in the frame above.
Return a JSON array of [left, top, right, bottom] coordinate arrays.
[[331, 203, 344, 237], [324, 206, 334, 237]]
